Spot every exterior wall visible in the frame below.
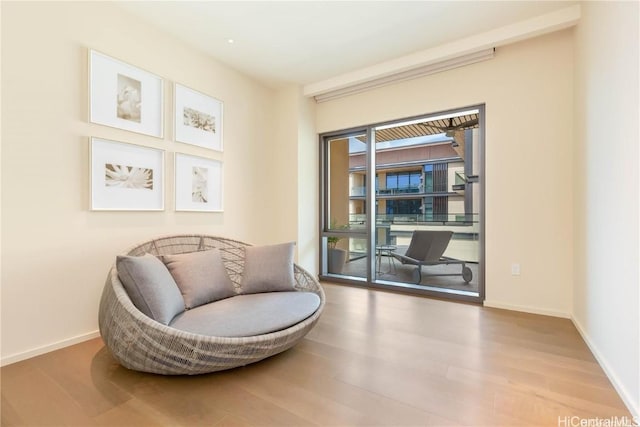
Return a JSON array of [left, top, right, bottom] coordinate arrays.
[[572, 1, 639, 416], [316, 29, 574, 317], [0, 2, 280, 363], [350, 143, 457, 168], [328, 138, 350, 233]]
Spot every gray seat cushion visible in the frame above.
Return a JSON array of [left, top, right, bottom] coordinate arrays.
[[169, 291, 320, 337]]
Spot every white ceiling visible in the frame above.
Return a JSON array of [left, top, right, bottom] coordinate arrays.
[[117, 1, 577, 87]]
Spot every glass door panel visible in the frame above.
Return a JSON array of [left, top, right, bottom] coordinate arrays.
[[321, 133, 367, 280], [373, 110, 481, 297], [320, 107, 483, 302]]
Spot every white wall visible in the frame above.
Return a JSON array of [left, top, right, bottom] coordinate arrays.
[[315, 30, 575, 317], [0, 2, 283, 363], [572, 1, 639, 416]]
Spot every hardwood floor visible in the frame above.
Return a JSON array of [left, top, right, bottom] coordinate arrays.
[[1, 283, 632, 426]]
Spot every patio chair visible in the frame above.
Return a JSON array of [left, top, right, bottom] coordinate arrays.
[[392, 230, 473, 283]]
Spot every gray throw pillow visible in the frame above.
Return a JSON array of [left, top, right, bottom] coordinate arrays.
[[116, 253, 184, 325], [163, 249, 236, 309], [241, 242, 296, 294]]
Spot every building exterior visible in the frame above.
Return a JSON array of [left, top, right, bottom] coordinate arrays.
[[344, 128, 480, 261]]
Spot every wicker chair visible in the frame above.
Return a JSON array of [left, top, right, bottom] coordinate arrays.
[[98, 234, 325, 375]]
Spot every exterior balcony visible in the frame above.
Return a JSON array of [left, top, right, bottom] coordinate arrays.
[[349, 186, 461, 200]]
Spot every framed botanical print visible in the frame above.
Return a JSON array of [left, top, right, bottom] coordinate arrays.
[[175, 153, 223, 212], [90, 137, 164, 211], [174, 84, 223, 151], [89, 50, 163, 138]]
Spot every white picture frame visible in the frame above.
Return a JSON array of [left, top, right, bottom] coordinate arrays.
[[175, 153, 223, 212], [174, 84, 223, 151], [90, 137, 165, 211], [89, 50, 164, 138]]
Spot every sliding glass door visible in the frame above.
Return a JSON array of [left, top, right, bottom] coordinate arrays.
[[320, 106, 484, 302]]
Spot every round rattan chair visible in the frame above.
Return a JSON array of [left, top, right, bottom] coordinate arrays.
[[98, 235, 325, 375]]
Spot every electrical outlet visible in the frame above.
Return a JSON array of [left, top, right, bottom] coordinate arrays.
[[511, 263, 521, 276]]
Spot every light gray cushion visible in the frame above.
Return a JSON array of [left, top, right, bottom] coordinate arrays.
[[162, 249, 236, 309], [169, 292, 320, 337], [116, 254, 184, 325], [241, 242, 296, 294]]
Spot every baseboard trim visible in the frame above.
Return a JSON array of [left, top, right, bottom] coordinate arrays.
[[1, 330, 100, 367], [571, 316, 639, 419], [483, 300, 571, 318]]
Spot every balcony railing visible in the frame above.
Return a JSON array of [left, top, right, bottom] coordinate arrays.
[[377, 187, 421, 195], [350, 187, 366, 197], [350, 186, 422, 197], [349, 186, 466, 197], [348, 213, 479, 226]]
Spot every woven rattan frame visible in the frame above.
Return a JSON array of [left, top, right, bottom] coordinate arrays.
[[98, 235, 325, 375]]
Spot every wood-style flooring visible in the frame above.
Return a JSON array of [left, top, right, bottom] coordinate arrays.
[[1, 283, 632, 426]]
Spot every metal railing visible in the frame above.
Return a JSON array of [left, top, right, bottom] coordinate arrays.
[[347, 213, 479, 226], [350, 186, 422, 197]]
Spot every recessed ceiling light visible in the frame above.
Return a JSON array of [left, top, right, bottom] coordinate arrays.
[[227, 39, 235, 44]]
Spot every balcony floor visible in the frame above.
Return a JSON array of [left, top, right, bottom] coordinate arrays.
[[341, 251, 479, 294]]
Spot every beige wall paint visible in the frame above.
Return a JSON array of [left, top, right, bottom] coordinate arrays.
[[296, 90, 319, 274], [573, 1, 639, 416], [316, 30, 574, 317], [270, 88, 300, 245], [0, 2, 282, 362], [0, 2, 3, 361], [270, 85, 317, 274]]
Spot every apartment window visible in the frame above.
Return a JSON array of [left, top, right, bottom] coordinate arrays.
[[385, 171, 421, 194], [386, 199, 422, 215]]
